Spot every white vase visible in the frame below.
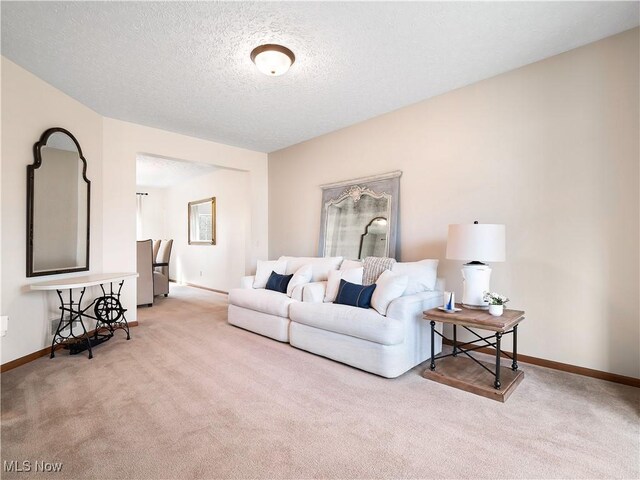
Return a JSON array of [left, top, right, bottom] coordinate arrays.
[[489, 304, 504, 316]]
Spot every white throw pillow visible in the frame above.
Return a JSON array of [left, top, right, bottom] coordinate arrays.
[[340, 259, 363, 270], [278, 256, 343, 282], [324, 267, 364, 303], [391, 259, 439, 295], [253, 259, 287, 289], [287, 264, 313, 297], [371, 270, 409, 316]]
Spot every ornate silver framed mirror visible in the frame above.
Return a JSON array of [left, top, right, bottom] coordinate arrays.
[[27, 128, 90, 277], [319, 171, 401, 260]]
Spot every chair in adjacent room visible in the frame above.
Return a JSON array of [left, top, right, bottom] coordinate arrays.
[[152, 239, 161, 265], [153, 239, 173, 298], [136, 239, 154, 307]]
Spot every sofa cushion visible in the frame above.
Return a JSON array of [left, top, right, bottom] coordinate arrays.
[[386, 289, 444, 320], [265, 272, 293, 294], [340, 259, 363, 270], [287, 264, 313, 297], [253, 259, 287, 288], [278, 256, 343, 282], [301, 281, 327, 303], [228, 288, 295, 318], [334, 280, 376, 309], [289, 302, 404, 346], [371, 270, 408, 316], [392, 259, 439, 295], [324, 267, 364, 303]]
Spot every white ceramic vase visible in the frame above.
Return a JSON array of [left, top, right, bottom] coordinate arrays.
[[489, 304, 504, 316]]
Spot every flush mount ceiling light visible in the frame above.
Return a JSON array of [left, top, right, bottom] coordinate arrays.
[[250, 44, 295, 76]]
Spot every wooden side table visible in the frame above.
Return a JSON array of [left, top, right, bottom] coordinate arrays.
[[422, 306, 525, 402]]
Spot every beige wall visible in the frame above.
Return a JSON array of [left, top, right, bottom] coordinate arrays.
[[136, 168, 251, 292], [137, 186, 167, 242], [1, 57, 104, 364], [102, 120, 268, 319], [268, 29, 639, 378], [164, 168, 250, 292], [1, 58, 269, 365]]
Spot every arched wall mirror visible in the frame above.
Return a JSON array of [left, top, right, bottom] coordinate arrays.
[[27, 128, 91, 277], [319, 171, 401, 260]]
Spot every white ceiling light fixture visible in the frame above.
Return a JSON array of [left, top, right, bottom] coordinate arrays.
[[250, 44, 295, 76]]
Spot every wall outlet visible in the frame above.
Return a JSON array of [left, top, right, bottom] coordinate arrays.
[[200, 271, 203, 277], [0, 316, 8, 337]]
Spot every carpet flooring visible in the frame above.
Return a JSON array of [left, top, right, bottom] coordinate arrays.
[[1, 284, 638, 479]]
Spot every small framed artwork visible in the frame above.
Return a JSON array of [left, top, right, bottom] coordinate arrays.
[[188, 197, 216, 245]]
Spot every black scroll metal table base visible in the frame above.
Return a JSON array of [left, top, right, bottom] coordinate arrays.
[[429, 323, 519, 390], [51, 280, 130, 360]]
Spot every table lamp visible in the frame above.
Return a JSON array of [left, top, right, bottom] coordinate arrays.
[[446, 222, 506, 309]]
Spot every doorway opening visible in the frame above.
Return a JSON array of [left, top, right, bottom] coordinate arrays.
[[135, 153, 250, 301]]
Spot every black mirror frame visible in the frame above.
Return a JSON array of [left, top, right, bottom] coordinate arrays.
[[27, 127, 91, 277]]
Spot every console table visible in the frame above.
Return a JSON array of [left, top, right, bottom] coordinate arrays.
[[30, 272, 137, 359], [422, 305, 525, 402]]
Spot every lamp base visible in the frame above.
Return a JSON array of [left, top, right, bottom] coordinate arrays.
[[461, 263, 492, 309]]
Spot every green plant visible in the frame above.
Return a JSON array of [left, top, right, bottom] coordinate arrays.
[[483, 291, 509, 305]]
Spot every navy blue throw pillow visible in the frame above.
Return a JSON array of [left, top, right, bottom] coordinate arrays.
[[265, 271, 293, 294], [334, 279, 376, 309]]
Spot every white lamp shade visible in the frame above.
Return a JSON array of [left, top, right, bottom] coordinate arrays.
[[446, 223, 506, 262], [253, 49, 293, 76]]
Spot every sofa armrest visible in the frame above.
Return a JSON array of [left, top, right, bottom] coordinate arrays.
[[386, 290, 444, 325], [301, 281, 327, 303], [435, 277, 445, 292], [384, 290, 444, 365], [240, 275, 255, 289], [290, 284, 305, 302]]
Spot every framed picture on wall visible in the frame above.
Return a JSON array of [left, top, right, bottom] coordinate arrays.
[[188, 197, 216, 245]]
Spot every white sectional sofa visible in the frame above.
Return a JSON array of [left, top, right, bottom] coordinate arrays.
[[289, 284, 443, 378], [228, 256, 343, 342], [227, 256, 443, 378], [228, 289, 296, 342]]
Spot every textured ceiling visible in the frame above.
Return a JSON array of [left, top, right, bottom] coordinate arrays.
[[2, 2, 638, 153], [136, 154, 217, 188]]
